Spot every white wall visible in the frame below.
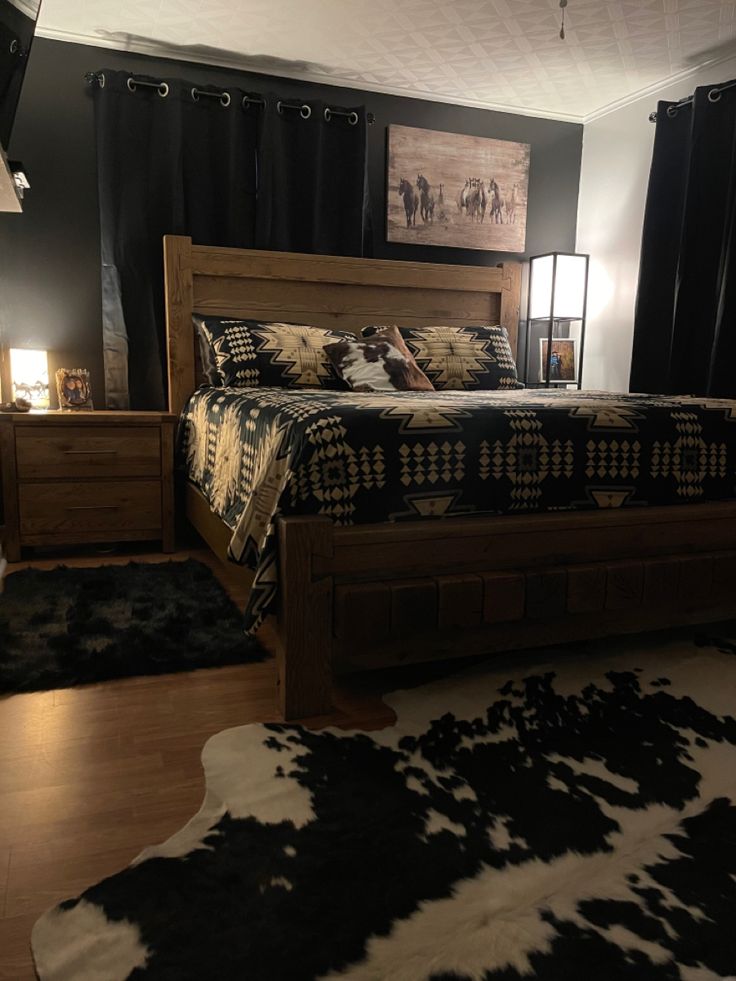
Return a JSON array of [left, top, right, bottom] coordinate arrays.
[[576, 58, 736, 392]]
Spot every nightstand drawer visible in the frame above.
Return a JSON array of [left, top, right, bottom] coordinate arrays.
[[18, 481, 162, 537], [15, 427, 161, 479]]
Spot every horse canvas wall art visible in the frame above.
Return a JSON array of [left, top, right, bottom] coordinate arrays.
[[387, 125, 530, 252]]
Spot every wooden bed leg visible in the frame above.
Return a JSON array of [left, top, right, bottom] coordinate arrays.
[[276, 516, 334, 721]]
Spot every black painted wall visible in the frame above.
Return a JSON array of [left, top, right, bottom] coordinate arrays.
[[0, 37, 583, 407]]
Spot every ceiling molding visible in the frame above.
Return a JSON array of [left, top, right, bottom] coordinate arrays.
[[33, 0, 736, 124], [583, 50, 736, 125], [34, 27, 585, 125]]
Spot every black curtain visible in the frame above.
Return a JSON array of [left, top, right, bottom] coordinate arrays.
[[93, 73, 258, 409], [93, 75, 369, 410], [630, 81, 736, 396], [256, 98, 370, 256]]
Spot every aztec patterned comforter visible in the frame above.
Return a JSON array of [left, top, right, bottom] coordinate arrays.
[[179, 386, 736, 632]]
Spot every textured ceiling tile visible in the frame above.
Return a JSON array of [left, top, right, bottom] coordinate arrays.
[[36, 0, 736, 119]]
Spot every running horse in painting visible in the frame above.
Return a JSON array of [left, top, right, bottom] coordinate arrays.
[[477, 179, 487, 223], [417, 174, 435, 223], [399, 178, 419, 228], [490, 179, 505, 224], [465, 178, 487, 222], [506, 183, 519, 224]]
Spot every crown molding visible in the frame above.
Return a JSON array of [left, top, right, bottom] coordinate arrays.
[[582, 51, 736, 124], [34, 27, 585, 125], [40, 23, 732, 126]]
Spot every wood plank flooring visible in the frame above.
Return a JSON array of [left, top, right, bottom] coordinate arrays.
[[0, 547, 395, 980]]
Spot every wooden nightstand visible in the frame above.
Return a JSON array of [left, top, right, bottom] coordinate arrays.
[[0, 411, 176, 562]]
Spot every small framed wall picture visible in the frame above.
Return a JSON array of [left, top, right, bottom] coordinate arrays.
[[539, 338, 577, 384], [56, 368, 93, 410]]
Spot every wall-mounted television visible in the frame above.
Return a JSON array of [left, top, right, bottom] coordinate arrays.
[[0, 0, 42, 150]]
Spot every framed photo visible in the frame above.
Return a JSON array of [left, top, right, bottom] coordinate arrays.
[[539, 339, 577, 384], [56, 368, 93, 410], [386, 124, 530, 252]]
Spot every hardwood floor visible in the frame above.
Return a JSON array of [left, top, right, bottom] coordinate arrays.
[[0, 546, 395, 980]]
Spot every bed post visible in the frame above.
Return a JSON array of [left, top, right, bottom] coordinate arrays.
[[163, 235, 195, 415], [276, 516, 335, 720], [499, 261, 522, 361]]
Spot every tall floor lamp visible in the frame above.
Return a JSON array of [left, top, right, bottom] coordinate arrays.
[[524, 252, 589, 389]]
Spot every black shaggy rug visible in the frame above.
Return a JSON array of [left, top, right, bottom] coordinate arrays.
[[0, 560, 265, 694], [31, 630, 736, 980]]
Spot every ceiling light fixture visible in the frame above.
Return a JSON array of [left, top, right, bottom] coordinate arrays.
[[559, 0, 568, 40]]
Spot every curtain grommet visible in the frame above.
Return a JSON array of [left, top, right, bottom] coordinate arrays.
[[666, 105, 678, 118], [126, 76, 167, 96], [277, 100, 312, 119], [220, 92, 231, 108], [98, 72, 106, 88], [709, 88, 722, 103], [242, 95, 265, 111], [323, 107, 359, 125], [191, 87, 199, 102], [9, 39, 18, 54]]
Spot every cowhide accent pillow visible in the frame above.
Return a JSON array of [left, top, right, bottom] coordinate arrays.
[[193, 316, 352, 390], [324, 326, 434, 393], [362, 324, 523, 391]]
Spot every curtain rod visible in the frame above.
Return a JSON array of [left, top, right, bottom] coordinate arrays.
[[84, 71, 376, 124], [649, 78, 736, 122]]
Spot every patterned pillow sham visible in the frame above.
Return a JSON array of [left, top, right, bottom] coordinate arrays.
[[362, 324, 522, 391], [324, 326, 434, 393], [193, 316, 352, 389]]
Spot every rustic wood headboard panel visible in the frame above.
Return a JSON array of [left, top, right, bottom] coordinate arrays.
[[163, 235, 522, 415]]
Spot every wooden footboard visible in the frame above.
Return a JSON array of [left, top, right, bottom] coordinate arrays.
[[275, 503, 736, 718]]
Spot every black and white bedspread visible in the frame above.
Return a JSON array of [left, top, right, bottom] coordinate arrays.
[[178, 386, 736, 632]]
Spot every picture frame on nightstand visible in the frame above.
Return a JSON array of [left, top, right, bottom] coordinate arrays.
[[56, 368, 93, 410], [538, 338, 577, 384]]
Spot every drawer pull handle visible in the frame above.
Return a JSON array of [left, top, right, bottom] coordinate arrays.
[[65, 505, 121, 511], [63, 450, 118, 455]]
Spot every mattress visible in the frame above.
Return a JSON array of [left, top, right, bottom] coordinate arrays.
[[179, 386, 736, 632]]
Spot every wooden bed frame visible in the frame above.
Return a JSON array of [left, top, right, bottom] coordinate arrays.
[[164, 235, 736, 719]]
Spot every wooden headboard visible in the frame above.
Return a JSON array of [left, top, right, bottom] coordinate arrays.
[[163, 235, 522, 415]]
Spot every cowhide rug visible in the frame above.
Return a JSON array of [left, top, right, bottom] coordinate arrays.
[[31, 630, 736, 980]]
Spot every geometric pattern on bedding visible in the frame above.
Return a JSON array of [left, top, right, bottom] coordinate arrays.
[[179, 387, 736, 633]]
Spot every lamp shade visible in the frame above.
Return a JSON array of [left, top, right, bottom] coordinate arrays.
[[10, 348, 49, 408], [529, 253, 589, 321]]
